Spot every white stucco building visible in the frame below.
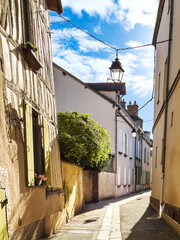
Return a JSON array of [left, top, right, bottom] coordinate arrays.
[[53, 62, 152, 200]]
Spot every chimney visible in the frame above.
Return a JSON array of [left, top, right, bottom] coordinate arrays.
[[120, 99, 126, 110], [127, 101, 139, 116]]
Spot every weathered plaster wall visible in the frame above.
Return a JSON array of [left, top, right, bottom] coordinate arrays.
[[98, 172, 115, 200], [83, 171, 93, 203], [163, 83, 180, 208], [62, 161, 84, 219]]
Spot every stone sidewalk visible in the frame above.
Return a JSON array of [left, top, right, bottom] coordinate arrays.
[[41, 191, 180, 240]]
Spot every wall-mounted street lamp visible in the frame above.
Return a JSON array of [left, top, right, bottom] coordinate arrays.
[[109, 50, 125, 83], [132, 128, 137, 138]]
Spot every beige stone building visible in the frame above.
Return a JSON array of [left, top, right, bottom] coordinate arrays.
[[151, 0, 180, 235], [0, 1, 66, 239]]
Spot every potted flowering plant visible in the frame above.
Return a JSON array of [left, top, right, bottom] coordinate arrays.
[[35, 174, 47, 186]]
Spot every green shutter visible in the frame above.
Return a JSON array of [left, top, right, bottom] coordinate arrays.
[[43, 118, 51, 186], [144, 148, 146, 163], [0, 189, 8, 240], [24, 102, 35, 186]]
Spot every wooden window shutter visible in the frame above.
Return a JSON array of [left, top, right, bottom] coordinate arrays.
[[123, 133, 126, 154], [24, 102, 35, 186], [128, 169, 131, 185], [43, 118, 51, 186], [127, 134, 129, 156], [130, 139, 133, 158], [0, 189, 8, 240], [118, 129, 123, 153], [144, 148, 146, 163]]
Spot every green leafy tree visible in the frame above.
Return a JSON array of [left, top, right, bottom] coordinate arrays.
[[57, 111, 112, 172]]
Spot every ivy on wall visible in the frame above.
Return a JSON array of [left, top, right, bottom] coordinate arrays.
[[57, 111, 112, 172]]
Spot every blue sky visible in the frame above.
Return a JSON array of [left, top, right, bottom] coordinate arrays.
[[50, 0, 159, 136]]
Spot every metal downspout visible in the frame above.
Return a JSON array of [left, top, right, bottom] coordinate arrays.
[[134, 137, 137, 192], [140, 135, 143, 188], [115, 92, 118, 174], [160, 0, 174, 215]]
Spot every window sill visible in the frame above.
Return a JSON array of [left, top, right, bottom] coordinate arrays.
[[23, 48, 42, 73], [103, 168, 115, 173], [46, 187, 63, 197]]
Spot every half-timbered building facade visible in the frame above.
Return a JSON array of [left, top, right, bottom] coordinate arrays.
[[0, 1, 65, 239]]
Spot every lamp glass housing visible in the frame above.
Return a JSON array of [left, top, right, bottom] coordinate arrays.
[[132, 129, 137, 138], [109, 57, 124, 82]]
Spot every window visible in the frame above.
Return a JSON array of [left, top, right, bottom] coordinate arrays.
[[147, 150, 149, 165], [126, 134, 129, 156], [24, 101, 51, 186], [139, 140, 142, 160], [123, 133, 128, 156], [106, 154, 114, 170], [130, 138, 133, 159], [155, 146, 158, 168], [32, 110, 45, 178], [118, 129, 123, 153], [124, 167, 127, 185], [117, 166, 121, 186], [128, 169, 131, 185], [170, 111, 174, 127], [144, 148, 146, 163]]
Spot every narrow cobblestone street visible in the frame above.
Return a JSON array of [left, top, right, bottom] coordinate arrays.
[[41, 191, 180, 240]]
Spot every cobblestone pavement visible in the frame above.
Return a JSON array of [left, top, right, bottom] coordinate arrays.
[[41, 191, 180, 240]]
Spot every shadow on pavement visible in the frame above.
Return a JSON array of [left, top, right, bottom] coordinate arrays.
[[121, 203, 179, 240]]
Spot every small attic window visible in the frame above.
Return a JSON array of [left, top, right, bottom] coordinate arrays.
[[62, 71, 66, 76]]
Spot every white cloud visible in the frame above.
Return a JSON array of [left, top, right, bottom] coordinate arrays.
[[61, 0, 117, 19], [52, 40, 154, 96], [125, 75, 153, 97], [93, 25, 102, 34], [50, 15, 69, 23], [51, 27, 154, 97], [51, 28, 111, 53], [115, 0, 158, 30], [52, 43, 111, 82], [61, 0, 158, 31], [126, 41, 142, 48]]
